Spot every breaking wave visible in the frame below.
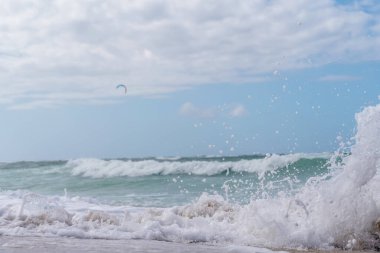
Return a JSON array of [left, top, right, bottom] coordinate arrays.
[[0, 104, 379, 250], [66, 153, 329, 178]]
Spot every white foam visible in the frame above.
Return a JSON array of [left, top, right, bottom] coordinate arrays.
[[0, 105, 379, 250], [66, 153, 327, 178], [230, 104, 380, 248]]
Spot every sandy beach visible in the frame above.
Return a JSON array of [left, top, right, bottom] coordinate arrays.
[[0, 236, 377, 253], [0, 236, 274, 253]]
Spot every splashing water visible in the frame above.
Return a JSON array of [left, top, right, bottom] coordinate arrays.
[[229, 104, 380, 249], [0, 104, 379, 250], [232, 104, 380, 249]]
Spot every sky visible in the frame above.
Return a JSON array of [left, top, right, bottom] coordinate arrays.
[[0, 0, 380, 161]]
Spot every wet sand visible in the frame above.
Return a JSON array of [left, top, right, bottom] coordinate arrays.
[[0, 236, 377, 253], [0, 236, 270, 253]]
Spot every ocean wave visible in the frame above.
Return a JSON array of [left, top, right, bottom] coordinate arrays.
[[66, 153, 329, 178], [0, 190, 378, 250], [1, 104, 379, 249]]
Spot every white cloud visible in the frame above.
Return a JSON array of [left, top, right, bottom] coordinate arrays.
[[0, 0, 379, 109], [143, 49, 154, 59], [179, 102, 216, 118], [8, 100, 58, 110], [179, 102, 248, 118], [229, 105, 247, 118]]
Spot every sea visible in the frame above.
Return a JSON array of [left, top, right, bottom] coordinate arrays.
[[0, 104, 379, 252]]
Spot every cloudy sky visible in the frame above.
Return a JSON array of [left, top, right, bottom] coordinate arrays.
[[1, 0, 380, 161]]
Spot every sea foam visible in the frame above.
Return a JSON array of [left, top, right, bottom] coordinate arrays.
[[66, 153, 326, 178], [0, 104, 379, 250]]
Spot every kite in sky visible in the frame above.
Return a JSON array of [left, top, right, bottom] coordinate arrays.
[[116, 84, 127, 95]]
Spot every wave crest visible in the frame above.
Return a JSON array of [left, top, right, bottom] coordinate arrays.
[[67, 153, 328, 178]]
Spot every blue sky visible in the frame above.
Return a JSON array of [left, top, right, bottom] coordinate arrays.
[[0, 0, 380, 161]]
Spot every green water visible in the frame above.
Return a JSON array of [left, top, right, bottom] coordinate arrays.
[[0, 155, 330, 207]]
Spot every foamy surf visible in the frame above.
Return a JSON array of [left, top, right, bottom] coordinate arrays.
[[0, 104, 379, 250], [66, 153, 328, 178]]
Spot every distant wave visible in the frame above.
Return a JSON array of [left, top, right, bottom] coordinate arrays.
[[66, 153, 330, 178]]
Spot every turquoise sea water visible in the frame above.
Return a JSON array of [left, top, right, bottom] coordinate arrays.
[[0, 103, 379, 250], [0, 154, 329, 207]]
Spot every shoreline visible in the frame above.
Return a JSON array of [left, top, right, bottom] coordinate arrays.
[[0, 236, 377, 253]]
